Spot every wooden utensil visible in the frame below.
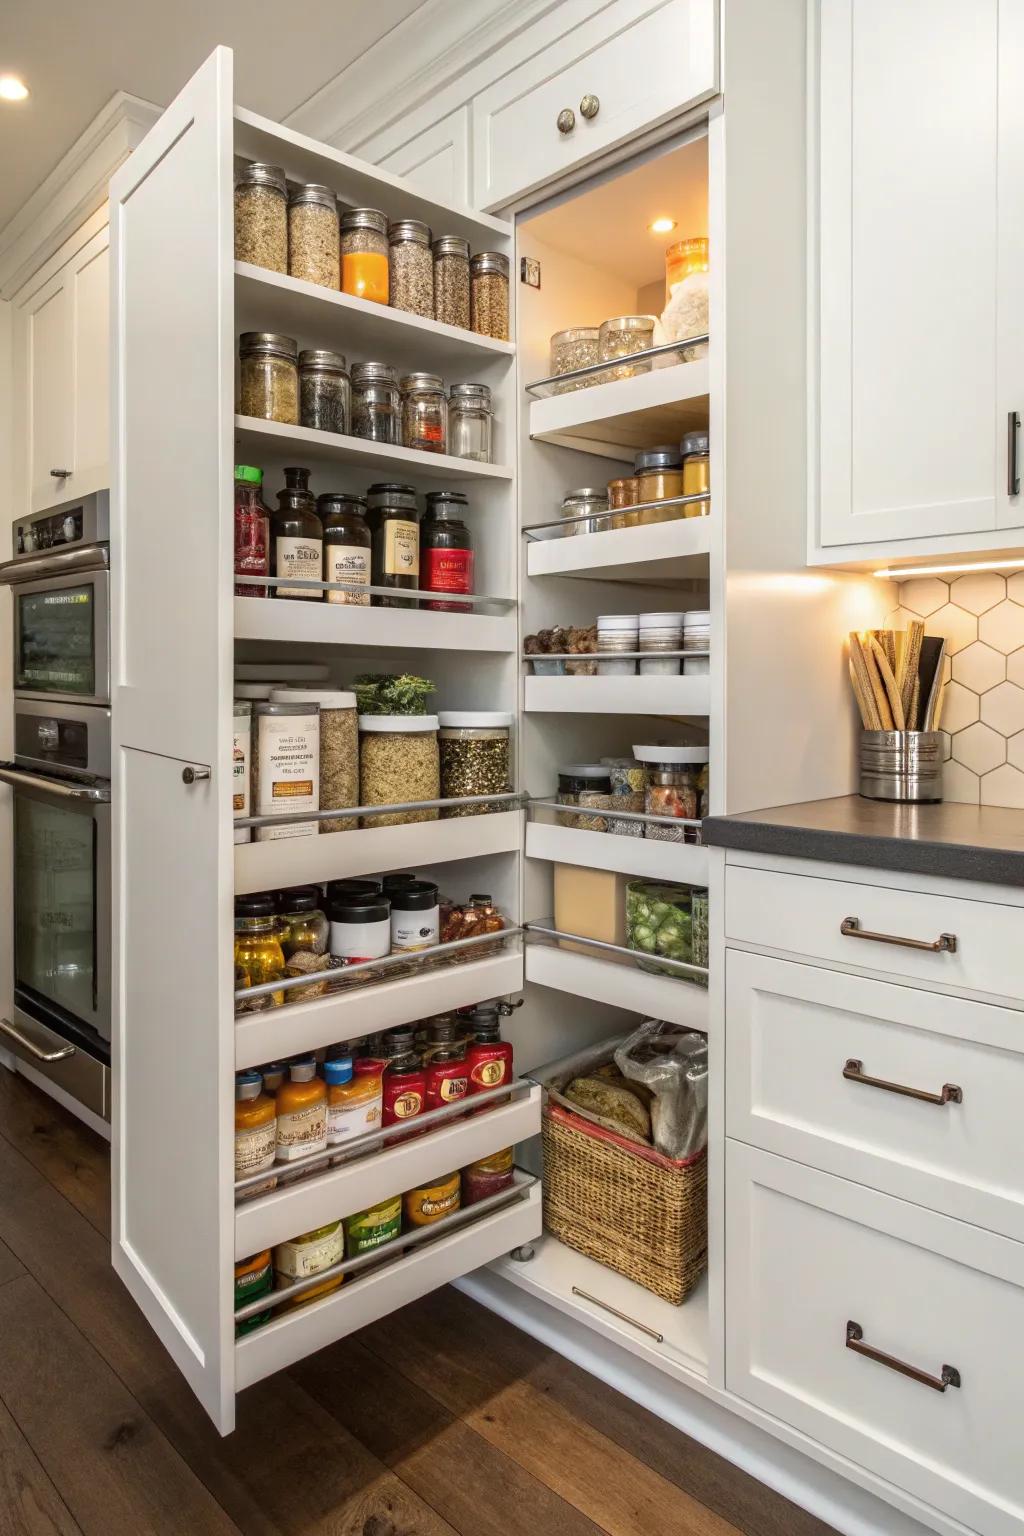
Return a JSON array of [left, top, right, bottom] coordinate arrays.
[[849, 633, 883, 729], [868, 635, 905, 729]]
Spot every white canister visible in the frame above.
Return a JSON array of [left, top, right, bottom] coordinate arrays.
[[683, 655, 710, 675], [233, 701, 252, 845], [389, 880, 441, 952], [254, 701, 320, 840], [640, 655, 681, 675], [328, 894, 392, 964]]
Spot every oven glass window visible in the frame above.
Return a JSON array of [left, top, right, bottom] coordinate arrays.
[[14, 798, 95, 1023], [17, 585, 95, 695]]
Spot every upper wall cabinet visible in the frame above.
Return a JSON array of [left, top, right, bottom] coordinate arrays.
[[472, 0, 718, 211], [375, 108, 472, 211], [812, 0, 1024, 562]]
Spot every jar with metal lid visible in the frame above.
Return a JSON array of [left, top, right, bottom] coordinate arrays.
[[298, 350, 350, 435], [634, 446, 685, 521], [253, 700, 320, 840], [234, 892, 286, 1009], [239, 332, 298, 424], [557, 763, 613, 831], [271, 687, 358, 833], [633, 744, 708, 843], [359, 715, 440, 826], [438, 711, 512, 816], [276, 886, 329, 957], [607, 475, 641, 530], [681, 430, 710, 518], [234, 163, 287, 273], [369, 483, 419, 607], [351, 361, 401, 443], [550, 326, 600, 391], [599, 314, 656, 380], [317, 494, 370, 608], [470, 251, 509, 340], [420, 491, 472, 611], [389, 219, 433, 317], [448, 383, 493, 463], [401, 373, 447, 454], [433, 235, 470, 329], [340, 208, 389, 303], [288, 183, 339, 289], [561, 487, 610, 537]]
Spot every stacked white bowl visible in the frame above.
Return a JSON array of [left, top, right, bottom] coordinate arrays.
[[638, 611, 684, 675], [597, 613, 639, 675], [682, 609, 710, 675]]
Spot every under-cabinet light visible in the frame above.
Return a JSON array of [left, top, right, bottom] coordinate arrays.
[[0, 75, 28, 101], [873, 558, 1024, 579], [648, 217, 677, 234]]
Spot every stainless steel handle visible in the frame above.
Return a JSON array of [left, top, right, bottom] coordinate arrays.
[[0, 765, 110, 802], [840, 916, 957, 954], [557, 107, 575, 134], [1010, 411, 1021, 497], [843, 1058, 963, 1106], [0, 1017, 76, 1063], [571, 1287, 663, 1341], [846, 1321, 960, 1393], [49, 468, 71, 478], [0, 542, 109, 585], [182, 765, 211, 784], [579, 93, 600, 120]]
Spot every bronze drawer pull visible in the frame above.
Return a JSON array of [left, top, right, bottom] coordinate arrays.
[[846, 1321, 960, 1392], [840, 916, 957, 953], [843, 1058, 963, 1106]]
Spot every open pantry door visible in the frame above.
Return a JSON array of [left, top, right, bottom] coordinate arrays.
[[109, 47, 236, 1432]]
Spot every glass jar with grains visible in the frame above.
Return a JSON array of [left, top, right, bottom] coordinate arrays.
[[272, 467, 322, 598], [550, 327, 600, 391], [681, 430, 710, 518], [389, 220, 433, 318], [288, 183, 340, 289], [273, 687, 359, 833], [607, 476, 640, 530], [341, 208, 389, 304], [351, 361, 401, 444], [634, 446, 685, 522], [359, 715, 440, 826], [318, 493, 370, 607], [598, 314, 656, 380], [470, 252, 509, 340], [234, 163, 287, 274], [438, 711, 512, 816], [561, 487, 611, 537], [401, 373, 447, 455], [433, 235, 470, 329], [299, 350, 350, 435], [239, 332, 298, 424], [448, 383, 492, 463]]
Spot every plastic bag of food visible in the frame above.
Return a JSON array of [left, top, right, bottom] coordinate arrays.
[[614, 1021, 707, 1159]]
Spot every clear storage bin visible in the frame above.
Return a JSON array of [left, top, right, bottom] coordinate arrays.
[[359, 715, 440, 826], [438, 711, 512, 816], [598, 314, 656, 380]]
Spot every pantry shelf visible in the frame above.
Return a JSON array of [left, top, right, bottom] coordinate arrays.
[[233, 596, 516, 654], [528, 359, 709, 460], [526, 515, 712, 583], [234, 416, 514, 483], [234, 1174, 541, 1388], [526, 820, 709, 885], [234, 1083, 541, 1258], [523, 674, 710, 717], [525, 939, 709, 1033]]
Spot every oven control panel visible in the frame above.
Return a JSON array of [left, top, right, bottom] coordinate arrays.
[[11, 490, 109, 562]]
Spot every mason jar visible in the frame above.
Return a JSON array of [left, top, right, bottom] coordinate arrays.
[[470, 251, 509, 339], [389, 219, 433, 317], [298, 350, 350, 435], [234, 163, 287, 273], [351, 361, 401, 444], [288, 183, 340, 289], [340, 208, 389, 304], [448, 383, 493, 462], [432, 234, 471, 329], [560, 487, 611, 537], [401, 372, 448, 454], [238, 332, 299, 424]]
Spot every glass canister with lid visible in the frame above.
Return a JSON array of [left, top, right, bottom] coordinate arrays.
[[550, 326, 600, 391], [271, 687, 358, 833], [438, 711, 512, 816], [351, 361, 401, 444], [633, 744, 708, 843], [359, 715, 441, 826], [234, 163, 287, 273], [420, 490, 472, 611], [448, 383, 493, 463], [239, 332, 299, 424], [234, 893, 286, 1010], [401, 373, 448, 454], [681, 430, 711, 517], [664, 236, 709, 361], [598, 314, 656, 379], [607, 476, 640, 529], [288, 183, 340, 289], [299, 349, 350, 435], [389, 219, 433, 318], [275, 886, 329, 958], [432, 235, 471, 329], [560, 487, 611, 537], [557, 763, 613, 832], [634, 446, 685, 521], [318, 493, 371, 607], [470, 252, 510, 340], [340, 208, 389, 303]]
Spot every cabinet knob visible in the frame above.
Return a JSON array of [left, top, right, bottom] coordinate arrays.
[[49, 468, 71, 478], [181, 765, 211, 785], [579, 93, 600, 121], [557, 107, 575, 135]]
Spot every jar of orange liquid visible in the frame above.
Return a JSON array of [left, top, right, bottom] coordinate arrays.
[[324, 1055, 383, 1153], [275, 1058, 327, 1163], [341, 209, 390, 304]]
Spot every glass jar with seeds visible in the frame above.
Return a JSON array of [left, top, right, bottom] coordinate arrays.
[[400, 372, 447, 455], [239, 332, 299, 424], [602, 757, 645, 838], [470, 252, 509, 340], [438, 712, 512, 817], [598, 315, 656, 380], [550, 327, 600, 391], [272, 689, 358, 832], [351, 362, 401, 444], [299, 350, 350, 435], [341, 208, 389, 304], [433, 235, 470, 329], [234, 163, 287, 273], [288, 183, 339, 289], [448, 383, 493, 463], [389, 219, 433, 318], [359, 715, 440, 827]]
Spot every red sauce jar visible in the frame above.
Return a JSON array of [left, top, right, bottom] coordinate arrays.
[[425, 1044, 469, 1113], [380, 1027, 426, 1127], [234, 465, 270, 597], [420, 490, 473, 612], [466, 1020, 513, 1095]]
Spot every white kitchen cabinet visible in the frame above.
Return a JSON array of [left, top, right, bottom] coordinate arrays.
[[812, 0, 1024, 561], [375, 107, 472, 211]]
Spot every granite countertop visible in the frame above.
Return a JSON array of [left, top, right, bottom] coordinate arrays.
[[702, 796, 1024, 887]]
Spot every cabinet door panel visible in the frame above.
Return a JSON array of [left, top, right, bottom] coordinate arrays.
[[24, 271, 74, 513], [377, 108, 471, 210], [996, 0, 1024, 528], [70, 228, 110, 499], [817, 0, 999, 547]]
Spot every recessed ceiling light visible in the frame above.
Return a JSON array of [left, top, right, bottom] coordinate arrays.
[[648, 217, 676, 234], [0, 76, 29, 102]]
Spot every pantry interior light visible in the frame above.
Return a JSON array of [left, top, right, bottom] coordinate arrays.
[[648, 217, 677, 234], [0, 76, 29, 102], [873, 557, 1024, 579]]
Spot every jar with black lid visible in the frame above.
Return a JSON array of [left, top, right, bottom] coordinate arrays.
[[276, 886, 329, 957], [370, 483, 419, 607], [390, 879, 441, 953], [299, 350, 350, 435], [420, 490, 472, 612], [318, 491, 370, 606], [401, 372, 448, 454], [325, 877, 383, 904], [272, 467, 322, 599], [327, 892, 392, 963], [557, 763, 613, 832], [351, 361, 401, 444]]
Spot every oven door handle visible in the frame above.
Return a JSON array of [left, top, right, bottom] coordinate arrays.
[[0, 544, 109, 584], [0, 765, 111, 803], [0, 1017, 76, 1062]]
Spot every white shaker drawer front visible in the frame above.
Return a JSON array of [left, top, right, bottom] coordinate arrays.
[[726, 951, 1024, 1241], [472, 0, 717, 210], [726, 1143, 1024, 1536], [725, 864, 1023, 1002]]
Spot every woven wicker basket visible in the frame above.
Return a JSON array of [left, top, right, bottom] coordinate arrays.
[[542, 1100, 707, 1305]]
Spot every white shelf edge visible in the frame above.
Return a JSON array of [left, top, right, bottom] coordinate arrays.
[[525, 821, 709, 885], [523, 674, 711, 716], [529, 359, 710, 444], [234, 416, 514, 482], [526, 516, 712, 581], [233, 596, 516, 653], [525, 943, 709, 1033]]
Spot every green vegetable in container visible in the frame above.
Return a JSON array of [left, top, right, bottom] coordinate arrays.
[[353, 673, 436, 716], [625, 880, 695, 978]]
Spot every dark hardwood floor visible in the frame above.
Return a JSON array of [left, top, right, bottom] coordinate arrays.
[[0, 1067, 836, 1536]]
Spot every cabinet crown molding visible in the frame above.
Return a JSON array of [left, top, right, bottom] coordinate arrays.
[[0, 90, 159, 299]]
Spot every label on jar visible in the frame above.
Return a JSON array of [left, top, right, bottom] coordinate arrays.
[[422, 547, 473, 612], [233, 718, 250, 816], [275, 1224, 343, 1278], [383, 520, 419, 580], [255, 710, 319, 841], [276, 1101, 327, 1161], [391, 905, 440, 952], [328, 1094, 381, 1144], [329, 917, 391, 962], [326, 544, 370, 606], [235, 1121, 276, 1178], [275, 535, 322, 598]]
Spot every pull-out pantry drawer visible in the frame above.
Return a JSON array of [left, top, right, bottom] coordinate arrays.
[[726, 951, 1024, 1241], [725, 863, 1023, 1002], [726, 1143, 1024, 1536]]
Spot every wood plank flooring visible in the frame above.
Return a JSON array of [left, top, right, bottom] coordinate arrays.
[[0, 1067, 837, 1536]]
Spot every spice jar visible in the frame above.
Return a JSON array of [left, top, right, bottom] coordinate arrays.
[[274, 1220, 343, 1282], [234, 1250, 273, 1335], [550, 326, 600, 391], [359, 715, 440, 826], [598, 314, 656, 379], [234, 465, 270, 597], [438, 711, 512, 816], [272, 466, 322, 597], [233, 701, 252, 845], [470, 251, 509, 339], [328, 892, 391, 963], [424, 1036, 469, 1109], [560, 487, 611, 537], [391, 879, 440, 953], [234, 893, 286, 1008], [432, 234, 470, 329], [634, 446, 685, 521], [239, 332, 298, 424], [253, 700, 320, 840], [463, 1147, 514, 1205], [401, 372, 447, 454], [235, 1071, 277, 1195], [681, 430, 710, 517], [420, 490, 472, 611], [272, 687, 358, 833], [380, 1028, 427, 1128], [299, 350, 350, 435], [234, 163, 287, 273], [351, 361, 401, 444], [276, 885, 329, 958], [448, 383, 493, 463], [340, 207, 389, 303], [317, 494, 370, 606], [370, 482, 419, 606], [607, 476, 640, 530], [557, 764, 613, 831], [405, 1173, 461, 1226], [634, 744, 707, 843], [288, 183, 339, 289], [325, 1056, 383, 1150], [389, 219, 433, 317], [602, 756, 645, 838]]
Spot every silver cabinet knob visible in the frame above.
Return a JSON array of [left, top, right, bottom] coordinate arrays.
[[182, 765, 211, 784], [579, 93, 600, 120], [557, 107, 575, 134], [50, 468, 71, 477]]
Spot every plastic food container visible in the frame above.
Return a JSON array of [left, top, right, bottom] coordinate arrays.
[[270, 687, 358, 834], [598, 315, 656, 379], [626, 879, 693, 976], [390, 879, 440, 953], [557, 764, 613, 832], [358, 715, 440, 826], [233, 701, 252, 845], [633, 744, 708, 844], [550, 326, 600, 391], [438, 710, 512, 816], [328, 893, 391, 963]]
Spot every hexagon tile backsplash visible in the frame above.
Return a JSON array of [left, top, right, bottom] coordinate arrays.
[[887, 572, 1024, 806]]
